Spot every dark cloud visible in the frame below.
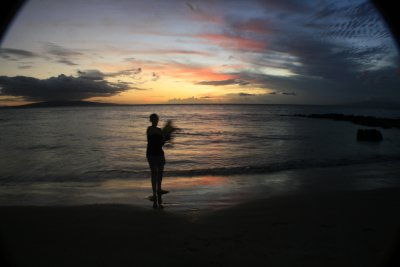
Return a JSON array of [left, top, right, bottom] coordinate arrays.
[[196, 79, 249, 86], [313, 1, 374, 20], [77, 70, 106, 80], [110, 68, 142, 77], [115, 80, 148, 91], [152, 72, 160, 81], [0, 68, 146, 101], [0, 74, 132, 102], [0, 44, 86, 66], [0, 48, 39, 60], [186, 2, 198, 12], [223, 0, 399, 104], [77, 68, 142, 80], [42, 43, 84, 66], [195, 0, 398, 104], [236, 60, 400, 104], [310, 2, 390, 39], [279, 37, 360, 80], [268, 91, 296, 96], [18, 65, 33, 69], [75, 68, 148, 90], [181, 0, 390, 103], [238, 92, 255, 96], [281, 92, 296, 95], [57, 59, 78, 66], [43, 43, 83, 57]]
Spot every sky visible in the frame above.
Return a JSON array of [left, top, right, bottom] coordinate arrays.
[[0, 0, 399, 105]]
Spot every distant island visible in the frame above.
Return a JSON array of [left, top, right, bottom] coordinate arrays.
[[2, 100, 121, 108], [294, 113, 400, 129], [2, 100, 400, 110]]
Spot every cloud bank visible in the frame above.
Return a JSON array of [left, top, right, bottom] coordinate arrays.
[[0, 72, 135, 101]]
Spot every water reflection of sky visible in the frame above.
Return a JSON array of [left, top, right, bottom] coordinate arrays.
[[2, 161, 399, 215]]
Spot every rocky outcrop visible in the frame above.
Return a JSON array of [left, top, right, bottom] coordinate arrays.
[[293, 113, 400, 129]]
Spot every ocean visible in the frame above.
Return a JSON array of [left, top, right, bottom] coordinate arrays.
[[1, 104, 400, 206], [1, 104, 400, 182]]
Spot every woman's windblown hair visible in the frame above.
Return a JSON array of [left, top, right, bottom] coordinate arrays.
[[162, 119, 179, 143]]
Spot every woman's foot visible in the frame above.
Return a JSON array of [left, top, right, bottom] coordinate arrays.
[[157, 192, 163, 206], [152, 194, 158, 209]]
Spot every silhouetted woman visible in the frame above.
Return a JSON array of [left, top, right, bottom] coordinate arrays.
[[146, 113, 166, 208]]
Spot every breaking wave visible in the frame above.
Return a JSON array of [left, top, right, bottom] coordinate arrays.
[[2, 155, 399, 184]]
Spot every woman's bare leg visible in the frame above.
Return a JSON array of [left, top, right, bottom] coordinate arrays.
[[157, 165, 164, 206], [151, 168, 158, 208]]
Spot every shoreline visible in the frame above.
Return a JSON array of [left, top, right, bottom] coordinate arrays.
[[1, 160, 400, 212]]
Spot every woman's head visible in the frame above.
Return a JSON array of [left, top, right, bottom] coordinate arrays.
[[149, 113, 159, 125]]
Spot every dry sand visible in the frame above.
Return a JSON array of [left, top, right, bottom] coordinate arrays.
[[1, 187, 400, 267]]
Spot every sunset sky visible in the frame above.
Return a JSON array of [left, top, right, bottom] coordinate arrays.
[[0, 0, 399, 105]]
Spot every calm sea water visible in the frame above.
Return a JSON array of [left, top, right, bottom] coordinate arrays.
[[1, 104, 400, 184]]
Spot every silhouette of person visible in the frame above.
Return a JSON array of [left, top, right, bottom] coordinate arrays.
[[146, 113, 167, 208]]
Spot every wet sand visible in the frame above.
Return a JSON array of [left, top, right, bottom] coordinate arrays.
[[1, 187, 400, 266]]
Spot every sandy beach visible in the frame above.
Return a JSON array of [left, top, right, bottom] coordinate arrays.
[[1, 162, 400, 266]]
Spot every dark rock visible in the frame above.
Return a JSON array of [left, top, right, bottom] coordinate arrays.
[[357, 129, 383, 142], [292, 113, 400, 129]]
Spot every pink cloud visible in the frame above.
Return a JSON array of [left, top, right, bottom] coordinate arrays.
[[233, 18, 271, 34], [167, 63, 237, 81], [125, 58, 237, 82], [196, 34, 266, 52], [133, 49, 211, 56]]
